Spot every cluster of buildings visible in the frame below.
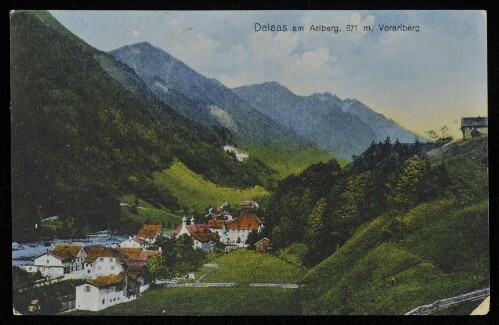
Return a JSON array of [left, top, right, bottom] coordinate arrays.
[[24, 224, 163, 312], [171, 200, 264, 251], [22, 200, 267, 312]]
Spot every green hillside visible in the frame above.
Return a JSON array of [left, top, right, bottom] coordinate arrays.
[[298, 137, 489, 314], [299, 199, 488, 314], [153, 160, 270, 212]]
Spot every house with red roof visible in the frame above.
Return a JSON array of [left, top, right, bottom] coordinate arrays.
[[29, 244, 86, 277], [118, 247, 161, 272], [136, 224, 163, 245], [205, 212, 265, 248], [223, 213, 264, 247], [240, 200, 259, 210], [173, 217, 217, 252]]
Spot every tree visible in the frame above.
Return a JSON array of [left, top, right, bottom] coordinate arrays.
[[387, 156, 431, 212], [145, 254, 166, 282], [305, 198, 328, 265], [440, 125, 449, 140], [425, 130, 438, 140], [246, 230, 259, 249]]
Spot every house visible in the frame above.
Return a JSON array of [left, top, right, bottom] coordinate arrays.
[[136, 224, 163, 245], [83, 245, 126, 279], [28, 299, 41, 313], [255, 238, 272, 252], [118, 247, 161, 272], [240, 200, 259, 210], [75, 272, 140, 312], [173, 217, 217, 252], [29, 244, 86, 277], [461, 117, 488, 139], [207, 218, 229, 243], [57, 295, 75, 312], [224, 213, 264, 247], [119, 236, 146, 249]]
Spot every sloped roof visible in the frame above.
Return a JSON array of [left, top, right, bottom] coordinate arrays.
[[132, 237, 145, 244], [255, 237, 270, 245], [138, 250, 161, 261], [137, 224, 162, 238], [118, 247, 142, 260], [207, 219, 227, 229], [84, 245, 116, 262], [226, 214, 263, 230], [461, 117, 487, 128], [87, 273, 126, 287], [50, 244, 83, 261], [173, 224, 217, 242]]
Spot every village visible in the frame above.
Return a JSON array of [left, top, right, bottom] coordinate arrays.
[[17, 200, 272, 314]]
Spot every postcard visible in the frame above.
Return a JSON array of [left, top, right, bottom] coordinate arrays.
[[10, 10, 489, 316]]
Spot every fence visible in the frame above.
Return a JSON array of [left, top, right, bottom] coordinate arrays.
[[405, 287, 490, 315], [162, 282, 236, 288], [249, 283, 299, 289], [33, 276, 65, 287]]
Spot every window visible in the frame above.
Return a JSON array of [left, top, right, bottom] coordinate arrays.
[[97, 266, 102, 270], [118, 297, 120, 301], [111, 266, 115, 270], [87, 270, 90, 273], [109, 258, 113, 262], [99, 258, 104, 262], [47, 260, 49, 264], [102, 299, 105, 304], [84, 286, 91, 292]]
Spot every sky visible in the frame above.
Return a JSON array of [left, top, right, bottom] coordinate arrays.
[[50, 10, 487, 138]]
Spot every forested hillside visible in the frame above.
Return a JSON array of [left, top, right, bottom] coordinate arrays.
[[10, 11, 276, 241], [261, 138, 451, 266]]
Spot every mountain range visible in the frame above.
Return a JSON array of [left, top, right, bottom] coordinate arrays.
[[110, 42, 423, 160], [235, 83, 423, 159], [110, 42, 310, 148]]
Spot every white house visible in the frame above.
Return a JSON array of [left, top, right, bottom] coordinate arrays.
[[220, 213, 264, 247], [173, 217, 217, 252], [75, 272, 140, 312], [83, 246, 126, 279], [28, 244, 86, 277], [119, 236, 146, 249]]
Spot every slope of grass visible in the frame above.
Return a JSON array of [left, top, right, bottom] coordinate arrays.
[[153, 160, 270, 212], [244, 145, 336, 178], [299, 199, 489, 315], [203, 249, 306, 284], [69, 286, 301, 315], [428, 135, 488, 202]]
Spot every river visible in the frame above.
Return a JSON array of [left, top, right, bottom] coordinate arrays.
[[12, 231, 128, 267]]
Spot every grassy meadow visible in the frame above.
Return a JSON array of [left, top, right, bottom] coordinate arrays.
[[69, 286, 301, 315], [202, 249, 306, 284]]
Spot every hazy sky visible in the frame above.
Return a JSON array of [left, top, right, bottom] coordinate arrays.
[[51, 10, 487, 138]]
